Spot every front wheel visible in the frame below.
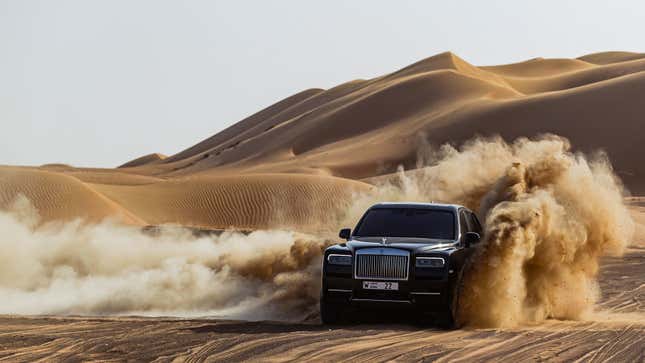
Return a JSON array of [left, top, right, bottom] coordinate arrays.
[[439, 269, 465, 329], [320, 299, 342, 325]]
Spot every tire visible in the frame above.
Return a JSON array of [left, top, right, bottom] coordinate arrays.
[[439, 269, 465, 330], [320, 299, 342, 325]]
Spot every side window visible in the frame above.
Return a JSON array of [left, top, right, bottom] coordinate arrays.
[[468, 212, 483, 235], [459, 210, 471, 234]]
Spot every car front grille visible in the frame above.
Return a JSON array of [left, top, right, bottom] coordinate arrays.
[[355, 249, 409, 280]]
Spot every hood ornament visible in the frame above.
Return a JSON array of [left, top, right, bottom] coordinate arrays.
[[381, 237, 387, 244]]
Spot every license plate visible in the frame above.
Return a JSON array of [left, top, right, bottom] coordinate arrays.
[[363, 281, 399, 290]]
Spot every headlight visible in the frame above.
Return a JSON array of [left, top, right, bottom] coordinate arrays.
[[327, 254, 352, 266], [416, 257, 445, 268]]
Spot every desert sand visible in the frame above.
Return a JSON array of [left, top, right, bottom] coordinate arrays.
[[0, 222, 642, 361], [1, 51, 644, 361]]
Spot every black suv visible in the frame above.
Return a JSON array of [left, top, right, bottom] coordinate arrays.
[[320, 202, 482, 327]]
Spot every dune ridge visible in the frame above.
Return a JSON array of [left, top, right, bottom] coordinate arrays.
[[118, 153, 167, 168], [127, 50, 645, 193]]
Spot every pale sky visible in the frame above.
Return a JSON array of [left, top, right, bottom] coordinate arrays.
[[1, 0, 642, 167]]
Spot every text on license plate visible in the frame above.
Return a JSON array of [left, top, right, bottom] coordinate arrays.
[[362, 281, 398, 290]]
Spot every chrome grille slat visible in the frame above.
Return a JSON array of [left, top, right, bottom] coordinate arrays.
[[355, 248, 409, 280]]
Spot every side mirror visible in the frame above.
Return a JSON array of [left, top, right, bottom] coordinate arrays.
[[339, 228, 351, 240], [464, 232, 481, 248]]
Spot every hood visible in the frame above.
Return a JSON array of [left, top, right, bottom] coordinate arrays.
[[329, 236, 459, 255]]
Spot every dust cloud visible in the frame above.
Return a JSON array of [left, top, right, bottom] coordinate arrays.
[[352, 135, 634, 327], [0, 135, 634, 327], [0, 195, 331, 320]]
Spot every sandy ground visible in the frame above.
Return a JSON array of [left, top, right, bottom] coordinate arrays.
[[0, 249, 641, 362], [2, 203, 644, 361]]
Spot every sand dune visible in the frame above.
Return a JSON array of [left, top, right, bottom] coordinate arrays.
[[164, 88, 325, 164], [578, 51, 645, 65], [119, 51, 645, 194], [92, 173, 370, 230], [2, 50, 645, 225], [0, 167, 142, 224], [482, 57, 594, 77], [0, 166, 370, 230]]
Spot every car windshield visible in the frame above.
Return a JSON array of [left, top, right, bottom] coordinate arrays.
[[353, 208, 455, 240]]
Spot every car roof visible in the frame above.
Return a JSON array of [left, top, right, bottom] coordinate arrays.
[[370, 202, 465, 212]]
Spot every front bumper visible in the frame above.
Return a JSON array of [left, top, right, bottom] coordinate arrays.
[[322, 272, 456, 312]]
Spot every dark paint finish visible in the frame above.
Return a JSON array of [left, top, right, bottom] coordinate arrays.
[[321, 203, 482, 325]]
